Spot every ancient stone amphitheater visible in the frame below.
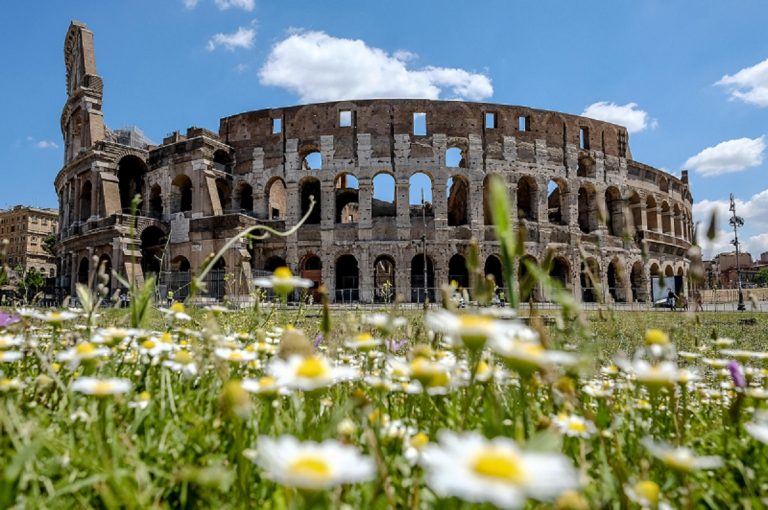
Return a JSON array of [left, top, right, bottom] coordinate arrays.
[[55, 21, 693, 304]]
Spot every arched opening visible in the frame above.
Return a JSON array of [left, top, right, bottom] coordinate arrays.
[[300, 255, 322, 301], [140, 226, 166, 276], [578, 186, 598, 233], [448, 254, 469, 289], [374, 255, 396, 303], [607, 259, 626, 302], [409, 173, 433, 217], [661, 202, 672, 235], [266, 178, 287, 220], [447, 175, 469, 226], [445, 147, 465, 168], [676, 267, 685, 295], [335, 254, 359, 302], [664, 265, 674, 278], [79, 180, 92, 222], [335, 173, 359, 224], [77, 257, 89, 285], [549, 256, 570, 290], [215, 178, 231, 212], [605, 186, 623, 236], [97, 254, 112, 294], [236, 182, 253, 212], [149, 184, 163, 218], [517, 176, 537, 221], [518, 255, 538, 302], [299, 177, 321, 224], [580, 257, 600, 302], [673, 204, 682, 238], [171, 175, 193, 213], [171, 255, 191, 272], [577, 155, 595, 178], [484, 255, 503, 290], [117, 156, 147, 211], [213, 149, 233, 173], [646, 196, 659, 232], [302, 151, 322, 171], [169, 255, 191, 300], [630, 261, 646, 302], [547, 180, 566, 225], [372, 173, 396, 218], [410, 254, 434, 303], [628, 192, 642, 234], [483, 174, 495, 226], [265, 256, 287, 272]]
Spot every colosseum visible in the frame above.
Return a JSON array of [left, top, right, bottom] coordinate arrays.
[[55, 21, 694, 305]]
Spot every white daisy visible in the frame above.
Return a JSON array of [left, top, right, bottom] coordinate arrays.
[[268, 355, 359, 391], [71, 377, 132, 396], [253, 267, 313, 295], [253, 435, 375, 489], [642, 438, 723, 472], [420, 430, 579, 509], [553, 413, 596, 439], [214, 347, 257, 363], [0, 350, 23, 362]]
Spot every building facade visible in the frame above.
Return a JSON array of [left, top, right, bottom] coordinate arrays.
[[0, 206, 58, 278], [55, 21, 694, 304]]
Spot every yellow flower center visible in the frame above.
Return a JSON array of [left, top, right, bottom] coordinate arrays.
[[50, 312, 61, 319], [355, 333, 373, 343], [171, 302, 186, 314], [410, 432, 429, 450], [471, 448, 527, 483], [142, 340, 156, 350], [175, 351, 193, 364], [229, 351, 243, 361], [161, 332, 173, 343], [259, 376, 276, 387], [288, 456, 332, 481], [92, 382, 113, 395], [76, 342, 96, 355], [661, 451, 694, 471], [633, 480, 660, 506], [457, 315, 493, 349], [567, 420, 588, 434], [139, 391, 151, 401], [274, 266, 293, 279], [644, 329, 669, 346], [296, 357, 328, 379]]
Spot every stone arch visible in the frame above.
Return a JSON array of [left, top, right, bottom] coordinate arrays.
[[149, 184, 163, 218], [578, 185, 598, 233], [266, 177, 287, 220], [409, 172, 433, 217], [79, 179, 92, 221], [447, 174, 470, 226], [661, 201, 672, 235], [448, 253, 469, 288], [373, 255, 396, 303], [299, 177, 321, 224], [410, 253, 435, 303], [577, 154, 595, 178], [484, 254, 503, 290], [372, 172, 396, 218], [77, 256, 89, 285], [171, 174, 193, 213], [607, 257, 627, 302], [519, 254, 538, 302], [445, 146, 465, 168], [673, 204, 682, 238], [235, 181, 254, 212], [117, 155, 148, 211], [301, 149, 322, 171], [335, 173, 359, 224], [580, 257, 601, 302], [676, 266, 685, 295], [664, 265, 674, 278], [549, 256, 570, 290], [547, 179, 567, 225], [628, 191, 642, 232], [517, 175, 538, 221], [630, 261, 647, 302], [212, 149, 233, 173], [140, 226, 166, 275], [482, 174, 497, 226], [335, 254, 359, 302], [605, 186, 623, 236], [300, 254, 322, 300], [171, 255, 191, 272], [646, 195, 658, 231]]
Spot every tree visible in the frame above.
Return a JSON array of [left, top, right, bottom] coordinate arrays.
[[43, 233, 57, 256], [755, 267, 768, 287], [15, 266, 44, 303]]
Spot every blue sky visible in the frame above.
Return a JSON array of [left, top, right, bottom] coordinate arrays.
[[3, 0, 768, 258]]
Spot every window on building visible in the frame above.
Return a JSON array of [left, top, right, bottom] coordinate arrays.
[[339, 110, 352, 127], [485, 112, 496, 129], [272, 118, 282, 134], [518, 115, 530, 132], [579, 127, 589, 150], [413, 112, 427, 136]]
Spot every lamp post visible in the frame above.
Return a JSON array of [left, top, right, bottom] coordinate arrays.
[[729, 193, 746, 311]]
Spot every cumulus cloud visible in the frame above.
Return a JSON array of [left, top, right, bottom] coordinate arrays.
[[182, 0, 200, 8], [693, 189, 768, 258], [683, 136, 765, 176], [214, 0, 254, 10], [581, 102, 655, 134], [36, 140, 58, 149], [716, 58, 768, 107], [258, 30, 493, 103], [207, 27, 255, 52]]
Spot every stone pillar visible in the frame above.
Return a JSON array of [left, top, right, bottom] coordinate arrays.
[[359, 249, 372, 303], [358, 178, 372, 231]]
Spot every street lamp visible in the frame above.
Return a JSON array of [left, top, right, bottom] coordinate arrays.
[[729, 193, 746, 311]]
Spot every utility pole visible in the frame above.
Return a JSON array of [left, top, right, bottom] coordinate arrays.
[[729, 193, 746, 311], [421, 189, 428, 303]]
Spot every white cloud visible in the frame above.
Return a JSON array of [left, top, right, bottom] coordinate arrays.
[[580, 102, 655, 134], [183, 0, 200, 8], [693, 189, 768, 258], [683, 136, 765, 176], [258, 30, 493, 103], [214, 0, 254, 11], [716, 58, 768, 107], [207, 27, 255, 52], [36, 140, 58, 149]]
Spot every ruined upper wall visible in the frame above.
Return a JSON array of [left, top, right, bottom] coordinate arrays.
[[219, 99, 632, 168]]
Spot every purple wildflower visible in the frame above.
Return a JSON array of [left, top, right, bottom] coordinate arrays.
[[385, 339, 408, 353], [0, 312, 20, 328], [728, 360, 747, 389], [313, 334, 324, 348]]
